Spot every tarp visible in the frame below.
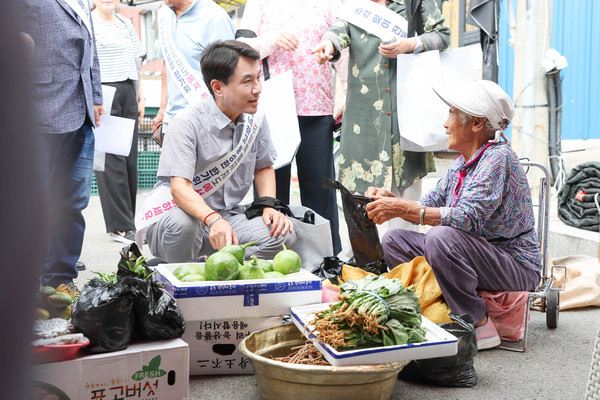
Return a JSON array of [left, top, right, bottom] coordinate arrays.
[[468, 0, 499, 82], [557, 162, 600, 232]]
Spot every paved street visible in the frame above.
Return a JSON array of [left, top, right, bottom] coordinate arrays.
[[77, 145, 600, 399]]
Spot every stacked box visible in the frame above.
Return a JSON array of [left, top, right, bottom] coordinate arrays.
[[29, 339, 189, 400], [154, 264, 323, 375]]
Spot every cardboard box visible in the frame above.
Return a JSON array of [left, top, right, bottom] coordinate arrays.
[[155, 264, 322, 321], [184, 316, 283, 375], [29, 339, 189, 400]]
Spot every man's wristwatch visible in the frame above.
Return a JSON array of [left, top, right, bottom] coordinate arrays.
[[413, 37, 423, 54]]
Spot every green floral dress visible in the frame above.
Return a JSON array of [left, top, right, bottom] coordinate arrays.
[[323, 0, 449, 194]]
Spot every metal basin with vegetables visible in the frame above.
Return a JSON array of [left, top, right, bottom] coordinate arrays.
[[239, 323, 408, 400]]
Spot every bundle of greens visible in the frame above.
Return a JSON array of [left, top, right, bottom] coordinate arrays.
[[312, 275, 427, 350]]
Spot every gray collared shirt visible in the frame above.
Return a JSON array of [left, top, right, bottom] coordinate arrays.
[[156, 96, 276, 212]]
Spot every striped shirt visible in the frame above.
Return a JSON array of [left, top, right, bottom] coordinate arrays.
[[92, 13, 144, 83], [419, 143, 542, 272]]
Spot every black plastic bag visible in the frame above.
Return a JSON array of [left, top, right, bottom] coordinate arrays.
[[117, 242, 154, 280], [72, 277, 136, 353], [245, 196, 315, 224], [399, 313, 478, 388], [127, 279, 186, 340], [311, 256, 345, 284], [118, 243, 186, 340], [322, 178, 387, 273]]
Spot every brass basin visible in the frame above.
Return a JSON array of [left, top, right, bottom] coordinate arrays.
[[239, 324, 408, 400]]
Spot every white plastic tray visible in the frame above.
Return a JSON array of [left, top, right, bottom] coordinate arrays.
[[290, 302, 458, 366]]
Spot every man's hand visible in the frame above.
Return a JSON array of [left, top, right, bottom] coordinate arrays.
[[311, 39, 335, 64], [378, 37, 418, 58], [275, 32, 299, 52], [93, 104, 105, 126], [262, 207, 293, 237], [208, 217, 238, 250], [153, 108, 164, 132]]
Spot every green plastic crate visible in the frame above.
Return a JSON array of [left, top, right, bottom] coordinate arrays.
[[91, 175, 98, 195], [138, 169, 158, 190], [138, 151, 161, 170], [91, 151, 160, 194]]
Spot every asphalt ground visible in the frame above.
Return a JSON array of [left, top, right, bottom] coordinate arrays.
[[76, 145, 600, 399]]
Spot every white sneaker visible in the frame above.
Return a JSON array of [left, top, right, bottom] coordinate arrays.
[[109, 231, 134, 244], [475, 316, 501, 350]]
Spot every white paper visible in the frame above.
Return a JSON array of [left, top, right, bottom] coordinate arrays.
[[101, 84, 116, 112], [396, 46, 477, 152], [258, 71, 300, 170], [93, 114, 136, 156]]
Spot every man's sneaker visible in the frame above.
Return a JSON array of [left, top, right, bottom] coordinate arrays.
[[109, 230, 135, 244], [76, 261, 86, 271], [56, 281, 80, 301], [475, 315, 501, 350]]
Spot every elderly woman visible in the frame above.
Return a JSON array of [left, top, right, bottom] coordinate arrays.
[[365, 80, 542, 350]]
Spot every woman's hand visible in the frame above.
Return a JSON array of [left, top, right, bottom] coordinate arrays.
[[275, 32, 299, 52], [378, 37, 418, 58], [334, 104, 345, 121], [311, 39, 335, 64], [366, 196, 408, 225], [137, 98, 146, 127], [152, 108, 164, 132], [365, 186, 395, 198]]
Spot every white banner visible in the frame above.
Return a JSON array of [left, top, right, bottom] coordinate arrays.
[[337, 0, 408, 42]]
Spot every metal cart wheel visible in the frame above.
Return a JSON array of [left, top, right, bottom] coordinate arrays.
[[546, 289, 560, 329]]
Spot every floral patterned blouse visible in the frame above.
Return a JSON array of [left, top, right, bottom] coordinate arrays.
[[322, 0, 449, 194], [238, 0, 343, 116]]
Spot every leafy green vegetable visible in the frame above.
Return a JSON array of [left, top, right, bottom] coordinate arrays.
[[92, 270, 118, 284], [126, 256, 156, 280], [312, 275, 426, 351]]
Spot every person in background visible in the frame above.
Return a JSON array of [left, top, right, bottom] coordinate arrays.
[[145, 40, 297, 263], [151, 0, 235, 143], [313, 0, 449, 231], [365, 81, 541, 350], [22, 0, 105, 296], [236, 0, 346, 255], [92, 0, 145, 244]]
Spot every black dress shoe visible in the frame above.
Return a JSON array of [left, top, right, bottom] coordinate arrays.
[[76, 261, 86, 271]]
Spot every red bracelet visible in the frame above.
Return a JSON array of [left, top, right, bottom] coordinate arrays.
[[203, 211, 220, 226]]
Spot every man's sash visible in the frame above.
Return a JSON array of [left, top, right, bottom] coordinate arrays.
[[64, 0, 95, 66], [337, 0, 408, 42], [157, 6, 210, 104], [135, 110, 265, 242]]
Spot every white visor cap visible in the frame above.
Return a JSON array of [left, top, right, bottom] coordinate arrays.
[[433, 80, 514, 142]]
